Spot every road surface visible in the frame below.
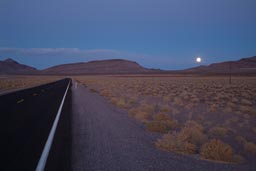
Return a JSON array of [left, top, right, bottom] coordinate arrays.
[[71, 81, 253, 171], [0, 78, 71, 171]]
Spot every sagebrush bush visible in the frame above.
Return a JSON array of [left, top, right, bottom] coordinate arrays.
[[209, 126, 228, 137], [209, 104, 218, 112], [183, 121, 207, 146], [155, 120, 207, 154], [116, 98, 127, 107], [145, 113, 178, 133], [159, 105, 172, 113], [153, 113, 171, 121], [134, 111, 151, 121], [200, 139, 234, 162], [244, 141, 256, 155], [128, 103, 156, 120], [156, 132, 196, 154], [241, 99, 252, 106], [173, 97, 184, 106], [145, 120, 178, 133], [232, 154, 246, 164]]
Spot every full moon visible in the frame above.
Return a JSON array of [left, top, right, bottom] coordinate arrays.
[[196, 57, 202, 63]]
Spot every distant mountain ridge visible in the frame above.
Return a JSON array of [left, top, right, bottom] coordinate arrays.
[[0, 56, 256, 75], [0, 58, 38, 74], [41, 59, 155, 74], [184, 56, 256, 74]]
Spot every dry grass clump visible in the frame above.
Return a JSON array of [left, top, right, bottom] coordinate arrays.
[[209, 104, 218, 112], [116, 98, 128, 108], [99, 90, 112, 97], [156, 131, 196, 154], [173, 97, 184, 106], [145, 113, 178, 133], [232, 155, 246, 164], [159, 104, 172, 113], [155, 120, 207, 154], [209, 126, 228, 137], [128, 108, 151, 121], [223, 106, 232, 113], [89, 88, 98, 93], [153, 113, 171, 121], [240, 99, 253, 106], [200, 139, 234, 162], [244, 141, 256, 155], [128, 103, 155, 121], [183, 121, 207, 146], [110, 97, 130, 108], [145, 120, 178, 133], [252, 127, 256, 134], [127, 96, 138, 105]]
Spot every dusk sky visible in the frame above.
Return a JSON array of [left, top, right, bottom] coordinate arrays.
[[0, 0, 256, 70]]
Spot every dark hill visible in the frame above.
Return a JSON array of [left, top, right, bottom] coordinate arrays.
[[0, 58, 38, 75], [41, 59, 154, 75], [183, 56, 256, 74]]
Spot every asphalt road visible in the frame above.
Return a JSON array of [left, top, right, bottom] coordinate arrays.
[[0, 78, 71, 171], [71, 81, 254, 171]]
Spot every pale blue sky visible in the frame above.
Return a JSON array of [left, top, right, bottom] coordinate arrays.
[[0, 0, 256, 69]]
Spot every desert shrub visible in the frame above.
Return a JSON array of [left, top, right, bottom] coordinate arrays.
[[173, 97, 184, 106], [155, 121, 207, 154], [244, 141, 256, 155], [110, 97, 118, 104], [183, 121, 207, 146], [153, 113, 171, 121], [116, 97, 128, 108], [145, 120, 178, 133], [223, 106, 232, 113], [241, 99, 252, 106], [231, 97, 238, 103], [128, 105, 152, 121], [185, 120, 204, 132], [140, 103, 156, 114], [200, 139, 234, 162], [110, 97, 129, 108], [191, 97, 200, 103], [99, 90, 111, 97], [232, 154, 246, 164], [185, 103, 196, 110], [89, 88, 98, 93], [209, 104, 218, 112], [172, 108, 180, 115], [252, 127, 256, 134], [209, 126, 228, 137], [145, 113, 179, 133], [163, 96, 172, 102], [134, 111, 151, 121], [127, 96, 138, 105], [156, 132, 196, 154], [239, 105, 254, 114], [227, 102, 236, 108], [159, 105, 172, 113], [235, 111, 242, 115]]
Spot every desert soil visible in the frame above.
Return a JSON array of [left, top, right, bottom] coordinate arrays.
[[70, 80, 253, 171]]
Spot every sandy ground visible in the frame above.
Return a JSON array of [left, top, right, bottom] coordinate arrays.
[[70, 81, 254, 171]]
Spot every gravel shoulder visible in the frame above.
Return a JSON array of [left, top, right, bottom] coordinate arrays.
[[71, 81, 254, 171]]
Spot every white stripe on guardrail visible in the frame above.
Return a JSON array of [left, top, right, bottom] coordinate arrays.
[[35, 81, 70, 171]]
